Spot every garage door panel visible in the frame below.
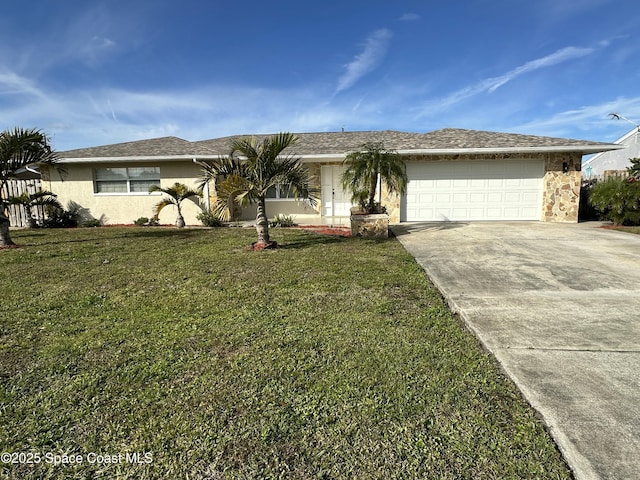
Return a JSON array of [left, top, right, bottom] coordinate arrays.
[[403, 159, 542, 221], [487, 192, 503, 202]]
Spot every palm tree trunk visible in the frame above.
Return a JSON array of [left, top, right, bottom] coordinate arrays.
[[368, 174, 378, 212], [0, 212, 15, 246], [255, 197, 270, 245], [25, 205, 36, 228], [176, 203, 185, 228]]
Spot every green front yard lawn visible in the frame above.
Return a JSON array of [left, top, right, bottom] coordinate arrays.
[[0, 227, 571, 479]]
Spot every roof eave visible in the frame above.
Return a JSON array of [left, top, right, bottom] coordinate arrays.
[[57, 155, 218, 164], [58, 144, 622, 163], [396, 145, 624, 156]]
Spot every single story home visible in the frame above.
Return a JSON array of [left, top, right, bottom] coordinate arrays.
[[582, 127, 640, 179], [42, 128, 619, 225]]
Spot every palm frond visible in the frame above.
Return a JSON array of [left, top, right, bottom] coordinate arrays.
[[0, 128, 58, 181], [149, 182, 201, 201], [211, 174, 253, 221], [342, 142, 407, 212], [152, 198, 177, 219], [7, 190, 62, 209]]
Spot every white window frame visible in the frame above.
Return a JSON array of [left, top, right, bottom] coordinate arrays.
[[93, 167, 161, 195]]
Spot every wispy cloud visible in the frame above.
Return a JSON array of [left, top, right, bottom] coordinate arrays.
[[0, 70, 45, 98], [336, 29, 393, 93], [399, 13, 421, 21], [418, 45, 597, 116], [485, 46, 594, 93]]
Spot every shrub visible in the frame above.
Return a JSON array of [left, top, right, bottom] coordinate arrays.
[[196, 209, 225, 227], [42, 204, 80, 228], [81, 218, 102, 228], [133, 217, 158, 226], [589, 176, 640, 225], [270, 214, 296, 227]]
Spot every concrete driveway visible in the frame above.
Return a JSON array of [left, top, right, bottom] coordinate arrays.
[[392, 222, 640, 480]]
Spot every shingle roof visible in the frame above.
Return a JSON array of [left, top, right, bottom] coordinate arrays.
[[60, 136, 194, 158], [59, 128, 619, 162], [190, 130, 437, 156], [421, 128, 614, 150]]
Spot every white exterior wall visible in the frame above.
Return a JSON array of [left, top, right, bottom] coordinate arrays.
[[583, 129, 640, 177]]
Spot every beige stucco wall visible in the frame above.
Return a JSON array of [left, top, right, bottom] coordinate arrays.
[[43, 161, 205, 225]]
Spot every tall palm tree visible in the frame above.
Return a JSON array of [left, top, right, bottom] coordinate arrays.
[[8, 190, 62, 228], [198, 132, 318, 247], [149, 182, 201, 228], [341, 142, 408, 214], [0, 128, 58, 247]]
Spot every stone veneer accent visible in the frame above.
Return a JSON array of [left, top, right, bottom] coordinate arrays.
[[350, 213, 389, 238], [542, 152, 582, 223]]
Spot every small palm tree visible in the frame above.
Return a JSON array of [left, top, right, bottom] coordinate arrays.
[[8, 190, 62, 228], [0, 127, 58, 246], [589, 176, 640, 226], [627, 157, 640, 178], [341, 142, 408, 214], [149, 183, 201, 228], [198, 132, 318, 247]]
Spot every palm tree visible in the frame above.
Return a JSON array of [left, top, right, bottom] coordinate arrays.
[[149, 182, 201, 228], [8, 190, 62, 228], [198, 132, 318, 247], [0, 128, 58, 247], [341, 142, 408, 214]]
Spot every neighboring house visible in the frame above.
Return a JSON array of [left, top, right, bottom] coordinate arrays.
[[582, 127, 640, 179], [43, 128, 618, 225]]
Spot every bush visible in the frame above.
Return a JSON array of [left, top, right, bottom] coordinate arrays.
[[133, 217, 159, 227], [196, 209, 225, 227], [81, 218, 102, 228], [589, 176, 640, 225], [270, 214, 296, 227], [42, 204, 80, 228]]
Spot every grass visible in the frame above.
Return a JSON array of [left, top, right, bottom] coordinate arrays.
[[0, 227, 572, 479], [610, 225, 640, 235]]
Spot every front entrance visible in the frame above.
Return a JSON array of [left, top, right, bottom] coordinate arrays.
[[321, 165, 352, 217]]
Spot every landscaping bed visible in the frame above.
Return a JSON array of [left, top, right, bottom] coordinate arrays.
[[291, 225, 351, 237]]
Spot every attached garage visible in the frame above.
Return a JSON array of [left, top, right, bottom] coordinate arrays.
[[402, 158, 543, 221]]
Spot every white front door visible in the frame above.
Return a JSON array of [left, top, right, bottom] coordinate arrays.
[[321, 165, 352, 216]]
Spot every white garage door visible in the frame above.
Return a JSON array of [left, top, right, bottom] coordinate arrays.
[[402, 159, 543, 221]]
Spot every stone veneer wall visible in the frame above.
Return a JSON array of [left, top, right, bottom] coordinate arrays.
[[542, 152, 582, 223], [378, 152, 583, 224]]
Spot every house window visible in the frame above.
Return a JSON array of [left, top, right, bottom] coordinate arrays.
[[94, 167, 160, 194], [265, 184, 296, 199]]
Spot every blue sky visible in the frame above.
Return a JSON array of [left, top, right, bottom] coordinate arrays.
[[2, 0, 640, 151]]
